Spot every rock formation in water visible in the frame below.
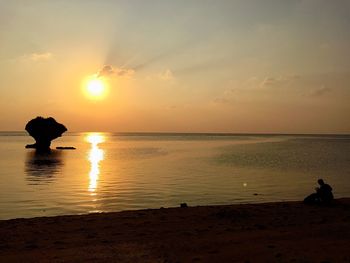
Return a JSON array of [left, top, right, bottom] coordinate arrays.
[[25, 117, 67, 151]]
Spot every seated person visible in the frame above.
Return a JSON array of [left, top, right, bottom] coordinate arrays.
[[304, 179, 334, 204], [316, 179, 333, 202]]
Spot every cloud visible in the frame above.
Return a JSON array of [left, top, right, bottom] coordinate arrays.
[[309, 86, 332, 97], [158, 69, 174, 80], [260, 77, 278, 87], [143, 69, 175, 82], [260, 75, 300, 88], [20, 52, 53, 62], [212, 97, 230, 105], [97, 65, 134, 78]]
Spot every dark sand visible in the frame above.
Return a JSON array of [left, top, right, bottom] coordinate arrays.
[[1, 199, 350, 263]]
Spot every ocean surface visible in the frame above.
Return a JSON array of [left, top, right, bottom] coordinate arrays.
[[0, 132, 349, 220]]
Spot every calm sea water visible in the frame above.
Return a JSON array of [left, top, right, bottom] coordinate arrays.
[[0, 132, 349, 219]]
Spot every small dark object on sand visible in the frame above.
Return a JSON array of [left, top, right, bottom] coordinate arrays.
[[56, 147, 76, 150], [180, 203, 188, 208], [25, 117, 67, 152]]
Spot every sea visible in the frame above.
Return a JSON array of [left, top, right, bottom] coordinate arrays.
[[0, 132, 349, 220]]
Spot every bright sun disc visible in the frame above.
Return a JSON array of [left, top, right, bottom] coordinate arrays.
[[85, 78, 106, 99]]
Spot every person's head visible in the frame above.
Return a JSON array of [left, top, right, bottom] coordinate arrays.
[[318, 179, 325, 186]]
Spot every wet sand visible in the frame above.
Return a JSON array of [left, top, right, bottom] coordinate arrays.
[[1, 199, 350, 263]]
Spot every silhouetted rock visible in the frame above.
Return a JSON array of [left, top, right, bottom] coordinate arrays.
[[56, 146, 76, 150], [25, 117, 67, 151], [180, 203, 188, 208]]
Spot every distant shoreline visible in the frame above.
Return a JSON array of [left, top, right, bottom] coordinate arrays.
[[1, 131, 350, 136], [1, 199, 350, 262]]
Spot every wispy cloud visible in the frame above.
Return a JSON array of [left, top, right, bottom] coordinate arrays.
[[309, 85, 332, 97], [260, 75, 300, 88], [20, 52, 53, 62], [260, 77, 278, 87], [97, 65, 134, 78], [212, 74, 306, 106], [158, 69, 174, 81], [212, 97, 230, 105]]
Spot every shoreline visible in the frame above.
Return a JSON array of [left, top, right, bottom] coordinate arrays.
[[1, 199, 350, 262]]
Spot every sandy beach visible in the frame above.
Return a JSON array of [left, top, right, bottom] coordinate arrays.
[[0, 199, 349, 263]]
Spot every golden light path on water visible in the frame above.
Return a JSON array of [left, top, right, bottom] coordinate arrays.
[[86, 133, 105, 195]]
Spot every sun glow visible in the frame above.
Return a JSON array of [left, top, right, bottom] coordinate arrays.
[[86, 133, 105, 194], [85, 77, 107, 99]]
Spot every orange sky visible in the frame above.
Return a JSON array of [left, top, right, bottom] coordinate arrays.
[[0, 1, 350, 133]]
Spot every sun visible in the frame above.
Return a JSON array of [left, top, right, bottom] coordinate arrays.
[[84, 77, 107, 100], [87, 79, 104, 96]]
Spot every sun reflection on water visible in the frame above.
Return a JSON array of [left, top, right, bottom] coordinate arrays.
[[86, 133, 105, 194]]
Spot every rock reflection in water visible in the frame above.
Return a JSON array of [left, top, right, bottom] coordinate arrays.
[[25, 150, 64, 185]]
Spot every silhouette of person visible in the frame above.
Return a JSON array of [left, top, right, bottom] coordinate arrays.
[[304, 179, 334, 204], [316, 179, 333, 203]]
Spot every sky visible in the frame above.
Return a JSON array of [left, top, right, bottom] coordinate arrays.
[[0, 0, 349, 133]]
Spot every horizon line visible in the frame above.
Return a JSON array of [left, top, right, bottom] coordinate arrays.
[[1, 131, 349, 136]]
